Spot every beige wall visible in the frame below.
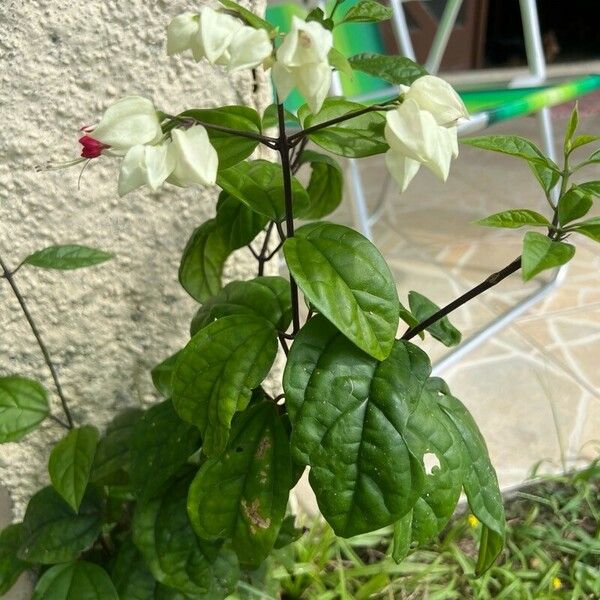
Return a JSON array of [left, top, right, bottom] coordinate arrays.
[[0, 0, 272, 528]]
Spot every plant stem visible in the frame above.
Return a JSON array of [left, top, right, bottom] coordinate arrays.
[[276, 103, 301, 334], [0, 256, 74, 429], [401, 256, 522, 341], [257, 222, 274, 276]]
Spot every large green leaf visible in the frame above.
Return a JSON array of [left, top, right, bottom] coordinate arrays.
[[0, 376, 48, 443], [130, 399, 201, 500], [217, 159, 310, 221], [297, 150, 344, 219], [287, 317, 427, 537], [48, 426, 99, 512], [188, 402, 292, 566], [172, 314, 278, 456], [558, 187, 593, 225], [340, 0, 392, 23], [0, 524, 27, 596], [91, 408, 142, 484], [177, 106, 261, 169], [408, 291, 461, 347], [283, 222, 400, 360], [132, 473, 239, 598], [215, 193, 268, 250], [151, 352, 180, 399], [111, 539, 158, 600], [573, 216, 600, 243], [32, 561, 118, 600], [191, 276, 292, 336], [348, 53, 427, 85], [298, 99, 388, 158], [521, 231, 575, 281], [24, 245, 113, 270], [18, 486, 103, 564], [476, 209, 551, 229], [437, 391, 505, 574], [179, 219, 229, 302]]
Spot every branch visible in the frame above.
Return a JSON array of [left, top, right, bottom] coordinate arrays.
[[0, 256, 74, 429], [401, 256, 523, 341]]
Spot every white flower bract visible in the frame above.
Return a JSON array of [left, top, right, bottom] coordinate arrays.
[[169, 126, 219, 187]]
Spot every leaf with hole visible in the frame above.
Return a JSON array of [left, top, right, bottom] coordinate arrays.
[[32, 561, 118, 600], [408, 291, 461, 347], [521, 231, 575, 281], [348, 53, 427, 85], [0, 376, 48, 443], [24, 245, 113, 270], [48, 425, 99, 512], [18, 486, 103, 564], [188, 402, 292, 566], [190, 276, 292, 336], [284, 222, 400, 360], [476, 209, 551, 229], [297, 150, 344, 219], [172, 314, 278, 456], [0, 524, 28, 596]]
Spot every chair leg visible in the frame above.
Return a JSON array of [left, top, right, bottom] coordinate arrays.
[[347, 159, 374, 241]]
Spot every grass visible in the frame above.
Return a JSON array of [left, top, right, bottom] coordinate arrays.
[[233, 459, 600, 599]]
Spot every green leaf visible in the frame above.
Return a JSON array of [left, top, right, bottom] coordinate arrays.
[[179, 219, 229, 302], [340, 0, 392, 23], [328, 47, 352, 76], [132, 472, 239, 598], [585, 148, 600, 164], [569, 134, 600, 152], [188, 402, 292, 566], [274, 515, 303, 549], [0, 524, 27, 596], [219, 0, 276, 34], [287, 317, 427, 537], [298, 99, 388, 158], [0, 376, 48, 443], [215, 193, 268, 250], [306, 7, 333, 30], [572, 216, 600, 243], [408, 291, 461, 347], [32, 561, 118, 600], [190, 276, 292, 336], [261, 104, 299, 131], [563, 104, 579, 153], [284, 222, 400, 360], [177, 106, 262, 169], [521, 231, 575, 281], [462, 136, 560, 171], [528, 161, 560, 194], [475, 209, 551, 229], [391, 511, 413, 563], [111, 539, 158, 600], [297, 150, 344, 219], [217, 159, 310, 221], [151, 352, 180, 398], [437, 392, 505, 574], [48, 426, 99, 512], [91, 408, 142, 484], [348, 53, 427, 86], [130, 400, 201, 500], [172, 314, 278, 456], [577, 180, 600, 197], [24, 245, 113, 270], [18, 486, 103, 564], [558, 187, 593, 225]]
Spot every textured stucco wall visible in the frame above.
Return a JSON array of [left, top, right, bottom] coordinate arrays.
[[0, 0, 273, 525]]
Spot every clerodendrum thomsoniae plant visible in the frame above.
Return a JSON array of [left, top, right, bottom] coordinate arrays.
[[1, 1, 599, 597]]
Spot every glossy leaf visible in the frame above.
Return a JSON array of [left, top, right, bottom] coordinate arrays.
[[179, 219, 229, 302], [287, 317, 428, 537], [348, 53, 427, 85], [111, 539, 158, 600], [219, 0, 276, 33], [577, 180, 600, 197], [391, 511, 413, 563], [261, 104, 299, 131], [298, 99, 388, 158], [284, 222, 400, 360], [151, 352, 180, 398], [476, 209, 551, 229], [18, 486, 103, 564], [48, 425, 99, 511], [130, 399, 201, 500], [340, 0, 392, 23], [521, 231, 575, 281], [215, 193, 268, 250], [172, 314, 278, 456], [191, 276, 292, 336], [132, 473, 239, 598], [0, 376, 48, 443], [297, 150, 344, 219], [24, 245, 113, 270], [408, 291, 461, 347], [529, 161, 560, 194], [177, 106, 261, 169], [572, 216, 600, 243], [558, 187, 593, 225], [91, 408, 142, 484], [0, 524, 27, 596], [32, 561, 118, 600], [569, 134, 600, 152], [188, 402, 292, 566], [218, 159, 310, 221]]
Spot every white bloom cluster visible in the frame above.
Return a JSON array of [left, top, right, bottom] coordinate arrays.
[[385, 75, 468, 192]]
